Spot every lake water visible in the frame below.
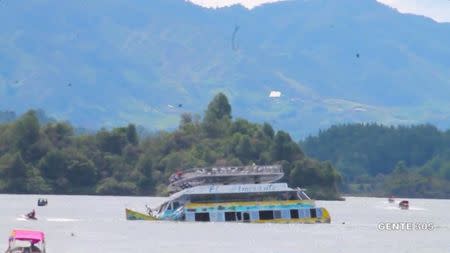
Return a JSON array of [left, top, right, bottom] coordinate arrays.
[[0, 195, 449, 253]]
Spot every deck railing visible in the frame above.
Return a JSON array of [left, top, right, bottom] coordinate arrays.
[[169, 165, 283, 184]]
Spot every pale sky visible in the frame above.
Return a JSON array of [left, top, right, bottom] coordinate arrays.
[[188, 0, 450, 23], [377, 0, 450, 22]]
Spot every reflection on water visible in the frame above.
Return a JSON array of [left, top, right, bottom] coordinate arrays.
[[1, 195, 449, 253]]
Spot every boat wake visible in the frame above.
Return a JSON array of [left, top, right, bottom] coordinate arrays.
[[380, 206, 399, 210], [377, 204, 427, 211], [408, 207, 427, 211], [46, 218, 80, 222]]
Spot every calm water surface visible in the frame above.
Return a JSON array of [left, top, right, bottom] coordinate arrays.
[[0, 195, 449, 253]]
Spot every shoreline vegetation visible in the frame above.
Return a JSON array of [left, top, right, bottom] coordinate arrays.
[[0, 93, 341, 200], [303, 124, 450, 199]]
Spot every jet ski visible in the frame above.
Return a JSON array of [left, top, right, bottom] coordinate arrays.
[[24, 210, 37, 220], [399, 200, 409, 210]]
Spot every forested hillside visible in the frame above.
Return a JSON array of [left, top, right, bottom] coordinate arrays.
[[302, 124, 450, 198], [0, 94, 341, 199]]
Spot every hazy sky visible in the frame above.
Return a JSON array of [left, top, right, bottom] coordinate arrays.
[[188, 0, 450, 23], [377, 0, 450, 22]]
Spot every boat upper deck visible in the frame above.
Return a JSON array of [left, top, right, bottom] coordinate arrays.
[[168, 183, 300, 201], [168, 165, 284, 192]]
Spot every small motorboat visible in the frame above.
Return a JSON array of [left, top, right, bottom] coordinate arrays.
[[4, 229, 46, 253], [399, 200, 409, 210], [37, 199, 48, 207], [388, 196, 395, 203]]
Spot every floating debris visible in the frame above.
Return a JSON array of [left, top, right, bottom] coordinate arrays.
[[269, 91, 282, 98], [231, 25, 240, 51]]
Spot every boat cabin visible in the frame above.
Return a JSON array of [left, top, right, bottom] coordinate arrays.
[[151, 183, 330, 223], [184, 205, 329, 223], [5, 230, 46, 253]]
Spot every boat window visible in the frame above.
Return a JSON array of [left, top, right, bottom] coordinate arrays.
[[273, 210, 281, 219], [243, 212, 250, 222], [236, 212, 242, 220], [290, 209, 299, 219], [173, 202, 180, 209], [194, 212, 210, 222], [259, 210, 274, 220], [316, 208, 322, 218], [299, 208, 309, 218], [310, 208, 317, 218], [225, 212, 237, 221]]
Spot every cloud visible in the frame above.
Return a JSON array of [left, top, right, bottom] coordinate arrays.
[[187, 0, 285, 9], [376, 0, 450, 23], [188, 0, 450, 23]]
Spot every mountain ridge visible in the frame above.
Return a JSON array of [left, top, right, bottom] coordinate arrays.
[[1, 0, 450, 138]]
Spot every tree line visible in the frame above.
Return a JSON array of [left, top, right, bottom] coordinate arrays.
[[0, 93, 341, 199], [302, 123, 450, 198]]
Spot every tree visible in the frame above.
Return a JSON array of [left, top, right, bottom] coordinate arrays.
[[262, 123, 274, 139], [204, 93, 231, 122], [272, 131, 304, 161], [0, 153, 28, 192], [38, 150, 69, 180], [203, 93, 232, 137], [44, 122, 74, 148], [96, 129, 127, 155], [26, 167, 52, 193], [234, 135, 253, 163], [13, 110, 40, 152], [66, 156, 97, 187], [126, 124, 139, 145]]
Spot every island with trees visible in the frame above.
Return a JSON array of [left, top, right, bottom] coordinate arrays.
[[0, 93, 342, 200]]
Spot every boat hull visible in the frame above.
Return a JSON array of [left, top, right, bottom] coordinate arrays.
[[183, 200, 331, 224]]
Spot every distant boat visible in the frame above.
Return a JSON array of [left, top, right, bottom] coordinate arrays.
[[388, 196, 395, 203], [5, 229, 46, 253], [399, 200, 409, 210], [37, 199, 48, 207]]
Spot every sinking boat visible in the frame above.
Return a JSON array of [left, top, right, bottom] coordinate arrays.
[[128, 164, 331, 223], [127, 182, 331, 223], [5, 229, 46, 253], [399, 200, 409, 210]]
